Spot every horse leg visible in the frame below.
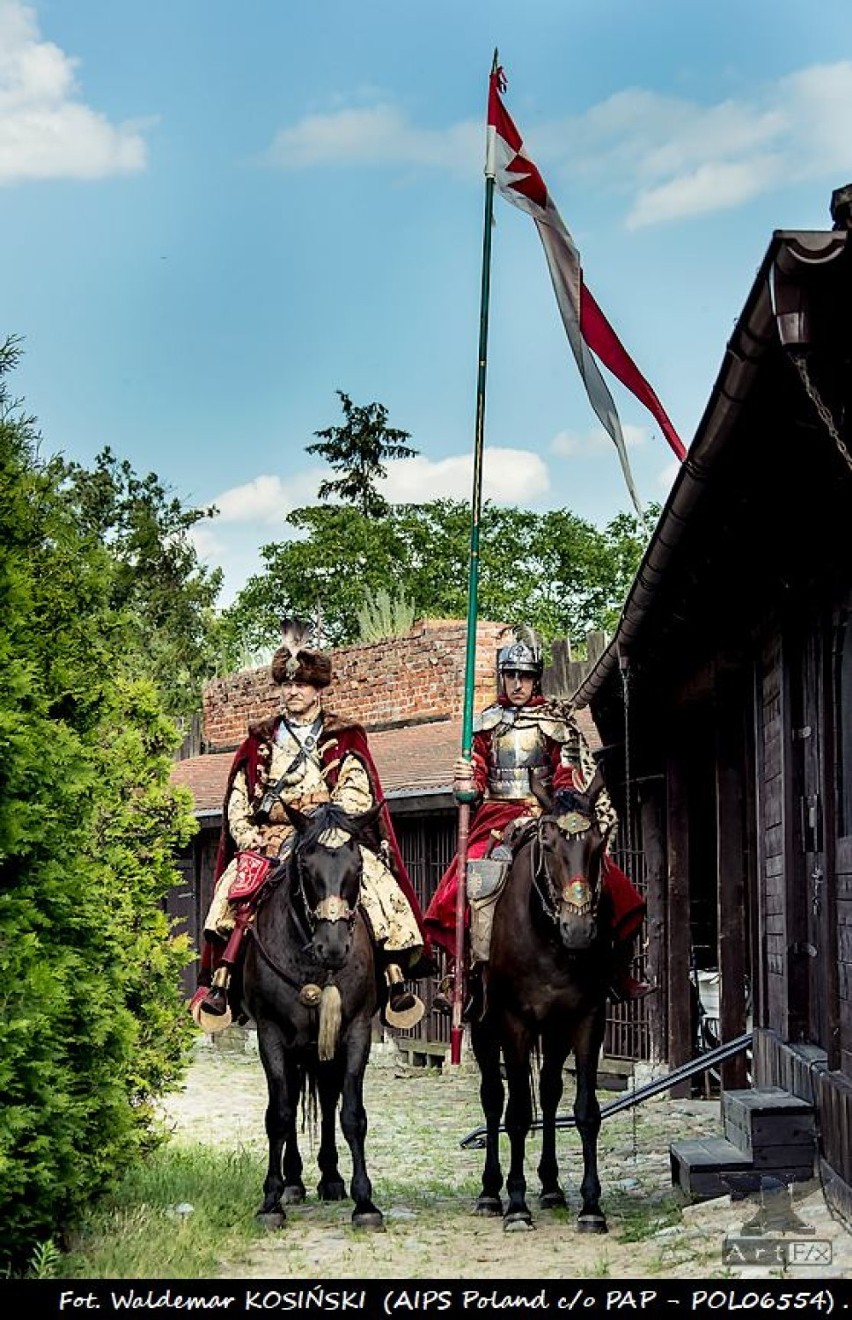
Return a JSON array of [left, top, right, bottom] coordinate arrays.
[[315, 1061, 347, 1202], [470, 1019, 504, 1216], [502, 1022, 535, 1231], [339, 1020, 383, 1230], [573, 1009, 607, 1234], [280, 1057, 306, 1205], [255, 1018, 295, 1229], [537, 1027, 569, 1210]]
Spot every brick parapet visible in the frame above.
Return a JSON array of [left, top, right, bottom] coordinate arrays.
[[202, 619, 508, 749]]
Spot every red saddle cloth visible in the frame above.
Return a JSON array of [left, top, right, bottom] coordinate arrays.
[[228, 850, 274, 903]]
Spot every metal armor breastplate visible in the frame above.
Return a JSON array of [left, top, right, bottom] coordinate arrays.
[[487, 709, 551, 800]]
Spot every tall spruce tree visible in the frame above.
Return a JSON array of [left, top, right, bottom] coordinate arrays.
[[306, 390, 418, 518]]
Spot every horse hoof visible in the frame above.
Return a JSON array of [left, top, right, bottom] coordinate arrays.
[[318, 1179, 347, 1202], [352, 1210, 385, 1231], [504, 1212, 534, 1232], [256, 1210, 286, 1231], [577, 1213, 608, 1234], [539, 1190, 567, 1211], [282, 1183, 306, 1205], [475, 1196, 503, 1217]]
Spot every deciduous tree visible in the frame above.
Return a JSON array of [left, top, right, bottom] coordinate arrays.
[[220, 499, 657, 659]]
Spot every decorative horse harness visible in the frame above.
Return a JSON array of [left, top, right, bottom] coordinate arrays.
[[520, 812, 600, 928], [246, 829, 363, 1005]]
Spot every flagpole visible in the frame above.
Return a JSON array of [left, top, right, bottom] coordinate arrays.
[[450, 49, 499, 1067]]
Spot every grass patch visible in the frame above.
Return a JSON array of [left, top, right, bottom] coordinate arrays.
[[58, 1144, 269, 1279], [610, 1193, 683, 1243]]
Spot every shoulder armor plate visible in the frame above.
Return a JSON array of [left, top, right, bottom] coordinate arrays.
[[473, 704, 505, 733]]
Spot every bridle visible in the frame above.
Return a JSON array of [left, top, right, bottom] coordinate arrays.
[[246, 830, 362, 993], [527, 816, 600, 929], [293, 835, 361, 933]]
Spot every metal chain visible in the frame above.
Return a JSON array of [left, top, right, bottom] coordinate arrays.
[[792, 353, 852, 475], [620, 654, 635, 866], [619, 653, 639, 1163]]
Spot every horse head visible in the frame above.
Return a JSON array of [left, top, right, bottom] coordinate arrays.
[[534, 814, 611, 951], [284, 801, 381, 971], [529, 770, 610, 953]]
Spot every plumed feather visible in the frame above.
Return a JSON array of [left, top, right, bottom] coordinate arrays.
[[514, 624, 542, 655], [279, 617, 312, 655]]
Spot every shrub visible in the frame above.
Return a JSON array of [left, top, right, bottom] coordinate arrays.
[[0, 340, 194, 1269]]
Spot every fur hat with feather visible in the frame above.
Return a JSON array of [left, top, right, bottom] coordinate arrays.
[[270, 617, 332, 688]]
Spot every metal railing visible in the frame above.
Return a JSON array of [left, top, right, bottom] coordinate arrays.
[[459, 1031, 753, 1148]]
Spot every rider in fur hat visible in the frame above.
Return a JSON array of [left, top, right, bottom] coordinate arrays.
[[194, 620, 431, 1031], [425, 627, 650, 1013]]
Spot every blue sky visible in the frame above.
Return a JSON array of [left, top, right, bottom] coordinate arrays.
[[4, 0, 852, 603]]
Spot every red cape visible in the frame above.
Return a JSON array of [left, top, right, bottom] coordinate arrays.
[[212, 711, 429, 948]]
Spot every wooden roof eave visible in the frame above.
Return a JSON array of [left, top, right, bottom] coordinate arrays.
[[572, 228, 847, 712]]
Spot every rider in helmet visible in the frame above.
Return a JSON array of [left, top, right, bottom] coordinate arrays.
[[424, 628, 650, 1012], [193, 619, 431, 1032]]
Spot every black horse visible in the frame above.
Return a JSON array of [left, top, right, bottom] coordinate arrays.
[[242, 801, 384, 1230], [470, 793, 613, 1233]]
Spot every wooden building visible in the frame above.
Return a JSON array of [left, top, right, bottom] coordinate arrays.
[[573, 215, 852, 1210]]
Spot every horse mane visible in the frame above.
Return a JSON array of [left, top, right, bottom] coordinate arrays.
[[293, 801, 370, 849]]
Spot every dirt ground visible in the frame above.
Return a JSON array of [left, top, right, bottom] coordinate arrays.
[[158, 1032, 852, 1280]]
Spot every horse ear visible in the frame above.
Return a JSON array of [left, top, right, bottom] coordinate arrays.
[[283, 801, 311, 833], [530, 768, 553, 813], [586, 765, 606, 807], [591, 821, 613, 874]]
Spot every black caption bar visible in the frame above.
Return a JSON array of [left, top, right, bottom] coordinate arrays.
[[1, 1279, 848, 1320]]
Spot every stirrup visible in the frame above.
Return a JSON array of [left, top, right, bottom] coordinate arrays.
[[609, 976, 654, 1004], [382, 963, 425, 1030], [190, 966, 232, 1034], [190, 978, 233, 1034], [431, 973, 454, 1016]]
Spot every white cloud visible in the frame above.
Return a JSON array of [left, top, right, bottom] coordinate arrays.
[[656, 457, 682, 495], [211, 450, 550, 527], [0, 1, 149, 184], [211, 471, 325, 524], [628, 155, 783, 228], [551, 424, 647, 457], [555, 63, 852, 229], [380, 448, 550, 504], [264, 60, 852, 227], [264, 102, 480, 178]]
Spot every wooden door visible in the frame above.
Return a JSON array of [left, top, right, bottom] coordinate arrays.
[[790, 625, 836, 1051]]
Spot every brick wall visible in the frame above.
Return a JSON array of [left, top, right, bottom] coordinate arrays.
[[203, 619, 508, 749]]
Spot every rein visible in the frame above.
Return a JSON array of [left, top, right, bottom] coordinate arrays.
[[528, 825, 559, 926], [245, 921, 310, 993]]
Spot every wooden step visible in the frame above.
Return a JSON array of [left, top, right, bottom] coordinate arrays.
[[670, 1136, 753, 1201], [723, 1087, 815, 1164]]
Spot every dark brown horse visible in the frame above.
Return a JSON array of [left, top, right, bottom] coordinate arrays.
[[242, 801, 383, 1230], [470, 797, 613, 1233]]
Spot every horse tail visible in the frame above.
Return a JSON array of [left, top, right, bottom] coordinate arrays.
[[318, 984, 342, 1062]]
